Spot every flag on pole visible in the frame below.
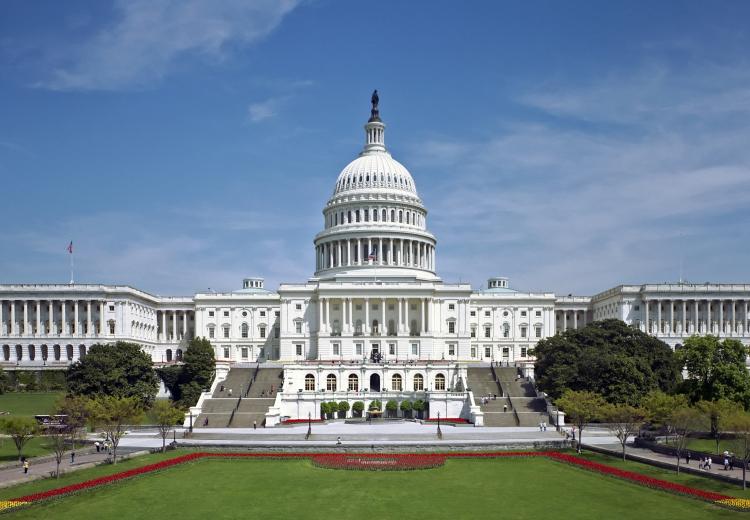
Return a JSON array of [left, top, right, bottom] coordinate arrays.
[[368, 247, 377, 260], [66, 241, 73, 254]]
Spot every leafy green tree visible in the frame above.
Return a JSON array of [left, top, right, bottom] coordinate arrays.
[[677, 336, 750, 406], [727, 411, 750, 489], [352, 401, 365, 417], [386, 400, 398, 418], [556, 390, 606, 453], [642, 390, 689, 443], [400, 400, 413, 418], [87, 396, 144, 464], [0, 371, 11, 394], [337, 401, 350, 418], [0, 416, 39, 461], [66, 342, 158, 408], [696, 399, 742, 454], [181, 337, 215, 392], [412, 399, 426, 419], [155, 365, 183, 401], [151, 400, 185, 452], [668, 406, 706, 475], [534, 319, 680, 404], [602, 403, 647, 460]]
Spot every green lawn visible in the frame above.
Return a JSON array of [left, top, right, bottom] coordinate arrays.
[[1, 454, 746, 519], [0, 392, 64, 417]]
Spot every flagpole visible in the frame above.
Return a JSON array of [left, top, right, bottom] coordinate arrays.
[[69, 249, 74, 285]]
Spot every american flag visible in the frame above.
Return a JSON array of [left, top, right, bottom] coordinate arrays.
[[66, 241, 73, 254], [367, 247, 377, 260]]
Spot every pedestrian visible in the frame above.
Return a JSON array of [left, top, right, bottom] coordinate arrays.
[[228, 388, 233, 397], [337, 436, 342, 445], [724, 457, 730, 471], [685, 451, 690, 465], [220, 384, 225, 392], [539, 422, 543, 432], [543, 422, 547, 432], [503, 404, 507, 413], [71, 451, 75, 463], [23, 460, 29, 474], [493, 394, 497, 400], [698, 457, 704, 470], [707, 456, 712, 470], [95, 441, 100, 453], [730, 456, 735, 471], [253, 420, 257, 430]]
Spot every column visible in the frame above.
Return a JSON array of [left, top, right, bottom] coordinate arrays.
[[182, 311, 188, 338], [732, 300, 736, 336], [23, 301, 29, 336], [379, 238, 383, 266], [318, 298, 324, 333], [325, 298, 330, 333], [400, 240, 404, 266], [389, 238, 394, 266], [337, 241, 341, 267], [368, 238, 372, 264], [357, 239, 362, 265], [669, 300, 674, 335], [36, 301, 41, 336], [99, 301, 105, 335], [397, 297, 402, 333], [48, 301, 54, 335], [73, 301, 79, 336], [161, 312, 166, 341], [656, 300, 662, 335], [61, 301, 66, 335], [422, 298, 428, 334], [364, 298, 370, 334], [381, 297, 386, 335], [707, 300, 712, 334], [562, 311, 567, 332], [745, 301, 749, 335], [719, 300, 724, 336], [694, 300, 699, 334], [644, 300, 649, 333], [86, 301, 92, 337], [682, 300, 687, 335], [172, 311, 177, 341], [573, 310, 578, 329], [0, 301, 4, 335]]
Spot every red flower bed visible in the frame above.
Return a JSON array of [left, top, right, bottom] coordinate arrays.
[[424, 418, 470, 424], [312, 453, 446, 471], [281, 419, 325, 424], [1, 450, 743, 512]]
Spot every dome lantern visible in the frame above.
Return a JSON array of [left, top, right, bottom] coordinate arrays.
[[363, 89, 386, 154]]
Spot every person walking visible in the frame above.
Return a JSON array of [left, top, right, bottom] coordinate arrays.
[[253, 420, 257, 430], [503, 404, 507, 413], [685, 451, 690, 465], [23, 460, 29, 474], [71, 451, 76, 463]]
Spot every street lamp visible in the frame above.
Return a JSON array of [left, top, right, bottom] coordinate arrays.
[[437, 411, 442, 440], [306, 412, 312, 440]]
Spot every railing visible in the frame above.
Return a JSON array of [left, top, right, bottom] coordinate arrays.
[[227, 396, 242, 426], [244, 361, 260, 398]]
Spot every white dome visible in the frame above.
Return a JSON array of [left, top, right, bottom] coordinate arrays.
[[333, 152, 418, 197]]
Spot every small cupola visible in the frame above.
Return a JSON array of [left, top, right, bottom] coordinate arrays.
[[488, 277, 509, 289], [242, 277, 264, 290]]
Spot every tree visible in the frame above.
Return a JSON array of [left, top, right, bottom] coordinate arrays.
[[386, 400, 398, 418], [156, 338, 216, 408], [337, 401, 350, 419], [677, 336, 750, 407], [400, 400, 413, 418], [534, 319, 681, 404], [88, 396, 144, 464], [412, 399, 426, 419], [46, 425, 69, 478], [66, 342, 159, 408], [642, 390, 689, 444], [556, 390, 606, 453], [0, 417, 39, 461], [352, 401, 365, 417], [603, 403, 647, 460], [50, 395, 91, 478], [727, 411, 750, 489], [668, 406, 705, 475], [151, 400, 184, 453], [696, 399, 742, 455]]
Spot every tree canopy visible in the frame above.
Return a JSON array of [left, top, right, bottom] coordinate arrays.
[[156, 337, 215, 407], [676, 335, 750, 407], [66, 342, 158, 408], [534, 319, 681, 404]]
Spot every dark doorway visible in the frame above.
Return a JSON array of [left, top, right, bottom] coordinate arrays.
[[370, 373, 381, 392]]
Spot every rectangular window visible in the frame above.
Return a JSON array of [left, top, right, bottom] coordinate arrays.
[[484, 310, 490, 317], [295, 304, 302, 310], [634, 305, 640, 311], [274, 327, 280, 338], [503, 347, 509, 357], [209, 328, 215, 339], [223, 347, 230, 359], [535, 326, 542, 338], [259, 326, 266, 338], [411, 343, 419, 356], [109, 305, 115, 312], [355, 343, 362, 355], [484, 346, 491, 357], [448, 321, 455, 334], [470, 310, 476, 317], [521, 347, 527, 357], [295, 344, 303, 356], [448, 303, 455, 310], [470, 346, 476, 358], [295, 322, 302, 334], [448, 344, 455, 356], [520, 326, 527, 338], [535, 310, 542, 317], [223, 327, 230, 338], [521, 311, 527, 317], [241, 347, 248, 359], [389, 343, 396, 355], [332, 343, 340, 356], [208, 311, 214, 317], [470, 327, 476, 338], [260, 311, 266, 317], [484, 326, 491, 338]]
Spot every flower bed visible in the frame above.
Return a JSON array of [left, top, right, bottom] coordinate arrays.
[[311, 453, 446, 471], [2, 451, 748, 513], [423, 418, 470, 424], [280, 419, 325, 424]]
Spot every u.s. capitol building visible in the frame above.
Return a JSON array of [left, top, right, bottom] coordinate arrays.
[[2, 94, 749, 425]]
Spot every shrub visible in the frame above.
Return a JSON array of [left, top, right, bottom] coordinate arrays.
[[368, 400, 382, 411], [338, 401, 350, 418], [386, 400, 398, 417], [352, 401, 365, 417], [400, 400, 413, 417]]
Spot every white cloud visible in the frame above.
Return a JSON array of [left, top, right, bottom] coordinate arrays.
[[248, 97, 282, 122], [411, 62, 750, 295], [39, 0, 300, 91]]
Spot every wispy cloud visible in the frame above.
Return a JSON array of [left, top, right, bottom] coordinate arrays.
[[412, 61, 750, 294], [38, 0, 300, 91], [248, 96, 283, 122]]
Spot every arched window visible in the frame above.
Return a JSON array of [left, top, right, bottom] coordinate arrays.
[[166, 349, 173, 362], [2, 345, 9, 361], [348, 374, 359, 391], [54, 344, 61, 361], [435, 373, 446, 391], [335, 213, 338, 225], [413, 374, 424, 391], [79, 345, 86, 358], [382, 209, 387, 221], [406, 212, 410, 224], [176, 349, 183, 361], [503, 323, 510, 338], [399, 210, 403, 223], [348, 210, 352, 223], [15, 344, 23, 361], [241, 323, 249, 338], [41, 344, 48, 360], [390, 209, 395, 221], [372, 319, 379, 335], [305, 374, 315, 391], [392, 374, 403, 391], [66, 344, 73, 360], [28, 345, 35, 361], [326, 374, 337, 391], [373, 209, 378, 221]]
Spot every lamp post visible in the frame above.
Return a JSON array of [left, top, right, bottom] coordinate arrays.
[[437, 411, 442, 440], [188, 412, 193, 434], [306, 412, 312, 440]]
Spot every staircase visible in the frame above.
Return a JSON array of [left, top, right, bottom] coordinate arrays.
[[196, 367, 283, 427], [466, 367, 516, 427], [495, 367, 549, 427]]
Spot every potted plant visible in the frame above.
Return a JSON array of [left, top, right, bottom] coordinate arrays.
[[337, 401, 350, 419], [352, 401, 365, 418], [400, 400, 413, 419]]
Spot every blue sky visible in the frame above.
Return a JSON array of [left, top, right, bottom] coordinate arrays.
[[1, 1, 749, 296]]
